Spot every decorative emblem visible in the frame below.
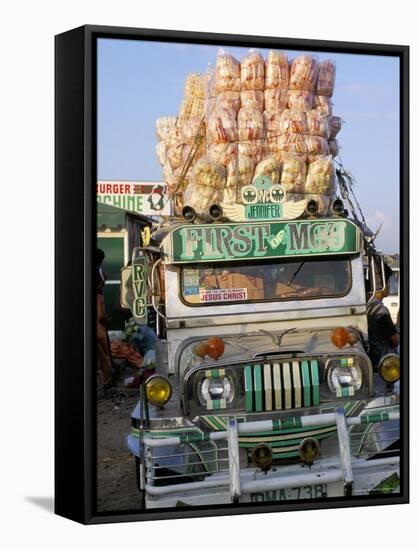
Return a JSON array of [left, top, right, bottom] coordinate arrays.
[[222, 176, 307, 222], [242, 186, 257, 204]]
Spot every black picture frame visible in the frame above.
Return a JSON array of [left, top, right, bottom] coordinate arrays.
[[55, 24, 409, 525]]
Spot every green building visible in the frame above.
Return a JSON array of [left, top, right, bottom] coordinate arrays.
[[97, 203, 151, 330]]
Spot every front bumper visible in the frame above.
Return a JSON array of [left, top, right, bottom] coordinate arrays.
[[127, 397, 400, 507]]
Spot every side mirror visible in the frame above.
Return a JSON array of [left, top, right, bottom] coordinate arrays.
[[373, 255, 386, 293], [365, 254, 386, 298]]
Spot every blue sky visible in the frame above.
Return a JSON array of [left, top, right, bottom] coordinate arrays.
[[97, 39, 400, 253]]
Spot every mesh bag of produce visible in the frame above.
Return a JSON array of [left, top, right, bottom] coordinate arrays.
[[253, 156, 281, 184], [181, 116, 205, 144], [184, 72, 205, 99], [279, 109, 309, 134], [306, 110, 331, 138], [156, 116, 177, 141], [183, 185, 224, 215], [238, 107, 264, 142], [238, 154, 255, 188], [183, 157, 226, 214], [263, 110, 281, 138], [204, 67, 217, 99], [280, 153, 307, 194], [166, 143, 185, 171], [263, 111, 282, 158], [205, 97, 216, 119], [164, 175, 177, 199], [264, 88, 288, 112], [316, 60, 336, 97], [156, 141, 166, 166], [240, 50, 265, 90], [223, 188, 238, 205], [241, 90, 264, 111], [305, 135, 329, 155], [328, 139, 340, 158], [287, 90, 314, 111], [223, 158, 240, 205], [305, 155, 336, 195], [265, 50, 289, 89], [164, 165, 185, 199], [181, 142, 206, 169], [314, 95, 333, 116], [191, 157, 226, 189], [208, 142, 238, 166], [207, 107, 238, 143], [214, 50, 241, 93], [165, 125, 183, 148], [278, 133, 309, 154], [289, 55, 319, 91], [263, 137, 281, 159], [329, 116, 343, 139], [162, 161, 174, 182], [216, 91, 241, 113], [225, 157, 239, 187], [238, 140, 263, 165], [179, 96, 204, 119]]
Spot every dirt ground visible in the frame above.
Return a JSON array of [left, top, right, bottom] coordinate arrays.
[[96, 387, 143, 512]]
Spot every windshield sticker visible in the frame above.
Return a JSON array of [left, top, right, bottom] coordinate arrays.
[[183, 269, 200, 295], [199, 288, 248, 303]]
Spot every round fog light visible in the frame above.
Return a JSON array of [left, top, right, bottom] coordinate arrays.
[[379, 354, 400, 383], [145, 375, 172, 407], [251, 443, 273, 472], [298, 437, 320, 466]]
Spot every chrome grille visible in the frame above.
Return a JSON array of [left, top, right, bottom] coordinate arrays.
[[243, 360, 320, 412]]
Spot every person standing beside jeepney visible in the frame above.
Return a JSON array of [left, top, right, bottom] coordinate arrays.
[[367, 263, 400, 370], [96, 250, 113, 388]]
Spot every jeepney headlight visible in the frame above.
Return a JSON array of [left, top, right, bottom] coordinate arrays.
[[378, 354, 400, 383], [325, 357, 363, 396], [145, 375, 172, 407], [185, 367, 245, 414], [201, 376, 233, 402], [197, 370, 236, 408]]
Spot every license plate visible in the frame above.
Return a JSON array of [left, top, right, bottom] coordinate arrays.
[[250, 484, 327, 502]]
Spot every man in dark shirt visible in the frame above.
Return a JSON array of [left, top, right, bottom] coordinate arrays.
[[367, 263, 400, 369]]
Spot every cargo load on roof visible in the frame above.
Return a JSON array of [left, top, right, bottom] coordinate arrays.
[[155, 50, 344, 220]]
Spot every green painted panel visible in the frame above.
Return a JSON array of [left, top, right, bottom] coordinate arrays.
[[301, 360, 311, 407], [244, 366, 254, 412], [253, 364, 263, 412], [310, 359, 320, 405], [167, 219, 361, 264]]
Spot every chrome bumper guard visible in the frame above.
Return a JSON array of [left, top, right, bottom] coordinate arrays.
[[143, 407, 400, 501]]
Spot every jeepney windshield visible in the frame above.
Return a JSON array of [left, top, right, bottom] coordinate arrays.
[[180, 258, 351, 305]]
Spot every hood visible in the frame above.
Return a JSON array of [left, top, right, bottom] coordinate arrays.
[[180, 327, 367, 376]]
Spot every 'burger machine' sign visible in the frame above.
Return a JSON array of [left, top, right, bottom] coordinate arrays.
[[97, 180, 172, 216]]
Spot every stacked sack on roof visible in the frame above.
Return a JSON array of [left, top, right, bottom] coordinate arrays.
[[206, 52, 240, 206], [156, 50, 344, 217], [155, 73, 206, 213]]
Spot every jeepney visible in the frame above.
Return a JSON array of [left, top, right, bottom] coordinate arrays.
[[123, 178, 400, 508]]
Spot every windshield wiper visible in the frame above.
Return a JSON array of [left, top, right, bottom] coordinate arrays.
[[287, 262, 305, 286]]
